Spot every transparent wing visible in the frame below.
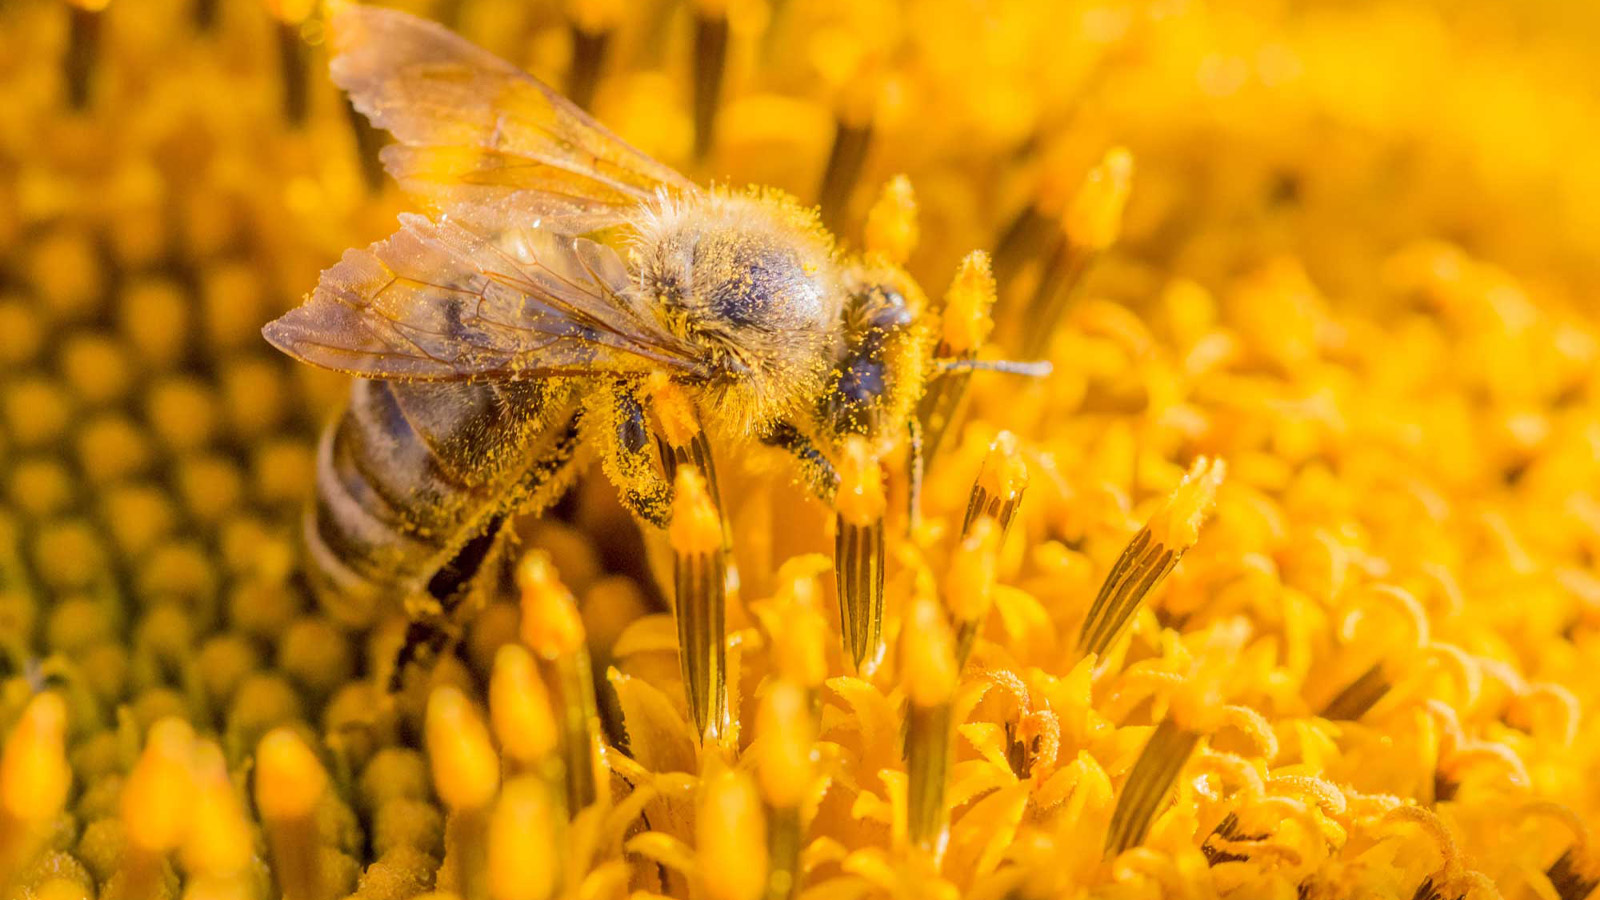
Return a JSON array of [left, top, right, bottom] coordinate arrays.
[[262, 213, 704, 381], [331, 3, 697, 232]]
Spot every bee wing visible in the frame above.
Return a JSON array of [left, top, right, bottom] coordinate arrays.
[[262, 213, 705, 381], [331, 3, 696, 231]]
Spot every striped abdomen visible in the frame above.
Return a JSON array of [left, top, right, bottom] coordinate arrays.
[[306, 377, 580, 625]]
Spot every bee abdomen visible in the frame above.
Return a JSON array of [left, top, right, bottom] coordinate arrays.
[[306, 378, 577, 625]]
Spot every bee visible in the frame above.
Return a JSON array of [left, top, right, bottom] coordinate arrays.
[[265, 5, 1041, 680]]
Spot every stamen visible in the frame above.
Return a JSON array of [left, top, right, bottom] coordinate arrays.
[[918, 253, 998, 463], [488, 776, 562, 900], [947, 515, 1000, 668], [835, 436, 887, 675], [63, 0, 109, 111], [863, 175, 919, 265], [427, 686, 500, 900], [670, 466, 730, 744], [1007, 148, 1135, 358], [519, 552, 607, 814], [698, 768, 769, 900], [1077, 457, 1224, 662], [963, 431, 1028, 539], [266, 0, 317, 126], [121, 719, 198, 899], [1547, 847, 1600, 900], [183, 740, 254, 883], [0, 692, 72, 882], [691, 0, 731, 160], [489, 644, 561, 783], [255, 728, 330, 900], [1319, 662, 1392, 721], [1104, 716, 1201, 857], [818, 68, 879, 233], [567, 0, 620, 111], [901, 595, 958, 858], [757, 682, 813, 900], [343, 98, 387, 194]]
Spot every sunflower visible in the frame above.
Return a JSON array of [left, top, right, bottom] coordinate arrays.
[[4, 1, 1600, 899]]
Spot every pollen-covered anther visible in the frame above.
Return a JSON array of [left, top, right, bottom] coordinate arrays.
[[671, 466, 729, 744], [427, 686, 501, 812], [697, 768, 769, 900], [518, 551, 585, 659], [1104, 716, 1202, 858], [1078, 456, 1225, 662], [490, 644, 559, 774], [918, 252, 1000, 462], [754, 682, 811, 898], [940, 251, 998, 356], [948, 515, 1000, 667], [488, 776, 561, 900], [0, 692, 72, 880], [964, 430, 1028, 536], [255, 728, 330, 900], [1064, 147, 1135, 253], [428, 686, 500, 900], [864, 175, 920, 265], [517, 551, 606, 813], [900, 595, 958, 857], [835, 436, 887, 674], [183, 741, 254, 879]]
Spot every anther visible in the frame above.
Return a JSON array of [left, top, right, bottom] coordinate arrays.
[[918, 252, 998, 464], [0, 692, 72, 882], [121, 718, 198, 898], [818, 65, 879, 234], [835, 436, 887, 675], [698, 768, 768, 900], [963, 431, 1028, 539], [183, 741, 254, 881], [266, 0, 317, 126], [63, 0, 109, 111], [670, 466, 729, 744], [489, 644, 560, 780], [255, 728, 329, 900], [691, 0, 731, 160], [1077, 456, 1224, 663], [1002, 148, 1135, 358], [518, 552, 607, 813], [427, 686, 499, 900], [901, 595, 958, 858], [756, 682, 812, 900], [488, 776, 562, 900], [864, 175, 919, 265], [1104, 716, 1201, 858], [567, 0, 620, 111], [947, 516, 1000, 668]]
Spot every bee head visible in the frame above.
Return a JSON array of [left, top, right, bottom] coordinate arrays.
[[633, 189, 843, 431]]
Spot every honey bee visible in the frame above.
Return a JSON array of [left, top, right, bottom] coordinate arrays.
[[265, 4, 1040, 675]]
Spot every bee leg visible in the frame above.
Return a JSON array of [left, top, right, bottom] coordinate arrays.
[[594, 380, 674, 529], [388, 514, 508, 692], [759, 422, 840, 503]]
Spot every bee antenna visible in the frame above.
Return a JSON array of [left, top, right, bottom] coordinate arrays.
[[935, 358, 1052, 378]]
